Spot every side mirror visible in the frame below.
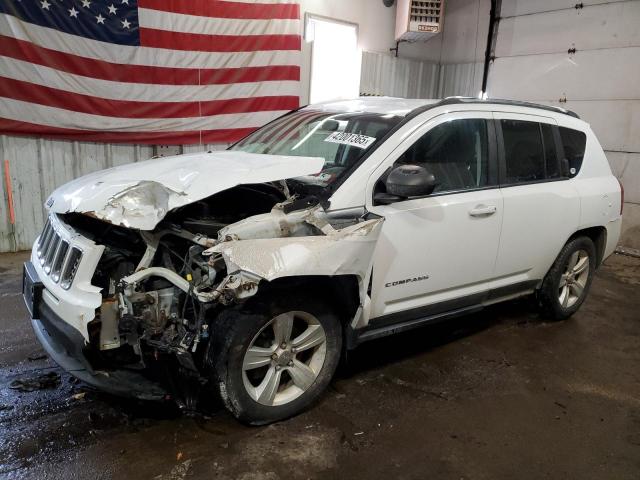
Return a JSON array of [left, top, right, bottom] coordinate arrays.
[[374, 164, 437, 205], [381, 164, 437, 201]]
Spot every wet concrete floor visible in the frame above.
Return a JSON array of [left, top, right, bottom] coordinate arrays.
[[1, 251, 639, 479]]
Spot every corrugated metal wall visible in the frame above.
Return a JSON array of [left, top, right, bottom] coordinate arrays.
[[0, 137, 227, 252], [360, 51, 440, 98], [438, 61, 483, 98], [487, 0, 640, 249], [360, 51, 482, 99]]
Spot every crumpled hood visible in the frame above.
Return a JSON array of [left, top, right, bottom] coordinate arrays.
[[46, 151, 325, 230]]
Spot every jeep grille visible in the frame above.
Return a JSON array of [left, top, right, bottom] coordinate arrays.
[[36, 217, 82, 289]]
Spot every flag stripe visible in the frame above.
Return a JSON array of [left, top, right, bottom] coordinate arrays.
[[0, 77, 299, 118], [0, 35, 300, 86], [251, 110, 317, 146], [0, 97, 289, 132], [138, 8, 300, 36], [0, 118, 256, 144], [0, 14, 301, 70], [0, 56, 300, 103], [139, 28, 301, 53], [0, 1, 301, 145], [138, 0, 300, 20]]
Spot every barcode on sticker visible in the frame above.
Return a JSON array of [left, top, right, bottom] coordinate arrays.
[[324, 132, 376, 149]]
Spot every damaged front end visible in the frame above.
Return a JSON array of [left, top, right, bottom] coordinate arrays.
[[62, 185, 382, 407]]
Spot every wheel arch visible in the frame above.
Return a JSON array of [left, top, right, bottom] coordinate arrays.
[[568, 226, 607, 267], [252, 275, 361, 327]]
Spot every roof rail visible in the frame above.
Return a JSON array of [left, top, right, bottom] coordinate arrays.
[[436, 96, 580, 119]]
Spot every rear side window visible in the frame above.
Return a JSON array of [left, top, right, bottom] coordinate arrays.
[[559, 127, 587, 177], [501, 120, 546, 183]]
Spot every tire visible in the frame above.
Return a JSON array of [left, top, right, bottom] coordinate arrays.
[[537, 236, 596, 321], [207, 292, 342, 425]]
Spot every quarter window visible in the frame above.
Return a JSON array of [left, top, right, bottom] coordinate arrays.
[[396, 118, 490, 194], [559, 127, 587, 177]]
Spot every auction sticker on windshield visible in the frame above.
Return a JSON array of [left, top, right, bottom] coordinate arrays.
[[324, 132, 376, 149]]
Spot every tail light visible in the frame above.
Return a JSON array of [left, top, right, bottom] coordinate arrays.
[[617, 178, 624, 215]]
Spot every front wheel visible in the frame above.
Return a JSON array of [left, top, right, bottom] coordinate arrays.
[[208, 294, 342, 425], [537, 236, 596, 320]]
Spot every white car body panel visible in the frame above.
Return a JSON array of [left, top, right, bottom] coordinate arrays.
[[46, 151, 325, 230], [570, 125, 623, 259], [492, 180, 581, 283], [368, 188, 504, 318]]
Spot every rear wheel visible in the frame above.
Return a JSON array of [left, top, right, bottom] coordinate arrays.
[[208, 294, 342, 425], [538, 236, 596, 320]]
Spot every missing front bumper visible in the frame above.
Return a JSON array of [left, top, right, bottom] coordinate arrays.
[[23, 261, 167, 401]]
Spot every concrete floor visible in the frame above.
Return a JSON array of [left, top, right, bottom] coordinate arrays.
[[1, 251, 639, 480]]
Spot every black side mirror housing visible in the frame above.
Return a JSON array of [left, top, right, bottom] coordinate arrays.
[[374, 164, 437, 205], [388, 163, 436, 194]]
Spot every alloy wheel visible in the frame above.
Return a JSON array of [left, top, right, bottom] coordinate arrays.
[[558, 249, 590, 309], [242, 311, 327, 406]]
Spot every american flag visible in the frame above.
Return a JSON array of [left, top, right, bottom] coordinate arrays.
[[0, 0, 301, 144]]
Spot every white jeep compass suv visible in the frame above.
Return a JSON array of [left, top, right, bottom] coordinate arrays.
[[23, 97, 622, 424]]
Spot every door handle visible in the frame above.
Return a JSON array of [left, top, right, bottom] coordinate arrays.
[[469, 205, 497, 217]]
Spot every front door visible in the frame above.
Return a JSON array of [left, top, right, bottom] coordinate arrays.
[[366, 112, 503, 321]]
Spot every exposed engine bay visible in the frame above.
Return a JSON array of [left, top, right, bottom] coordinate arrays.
[[61, 182, 382, 406]]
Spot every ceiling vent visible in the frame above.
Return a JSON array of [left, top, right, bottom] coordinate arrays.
[[396, 0, 445, 42]]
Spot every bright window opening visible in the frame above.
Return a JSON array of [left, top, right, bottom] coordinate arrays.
[[305, 15, 360, 104]]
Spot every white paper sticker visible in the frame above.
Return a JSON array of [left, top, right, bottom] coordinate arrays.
[[324, 132, 376, 149]]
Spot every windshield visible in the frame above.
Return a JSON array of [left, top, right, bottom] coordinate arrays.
[[229, 109, 402, 192]]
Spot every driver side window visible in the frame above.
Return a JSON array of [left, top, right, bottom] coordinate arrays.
[[396, 118, 490, 194]]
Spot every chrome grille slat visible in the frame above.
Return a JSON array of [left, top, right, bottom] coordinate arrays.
[[51, 237, 65, 268], [38, 222, 54, 261], [51, 240, 69, 283], [60, 247, 82, 290], [57, 245, 72, 284], [36, 215, 83, 289], [44, 234, 60, 273], [42, 221, 54, 247], [37, 220, 52, 255]]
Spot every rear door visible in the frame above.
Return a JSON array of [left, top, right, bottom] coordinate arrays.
[[490, 112, 580, 292]]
